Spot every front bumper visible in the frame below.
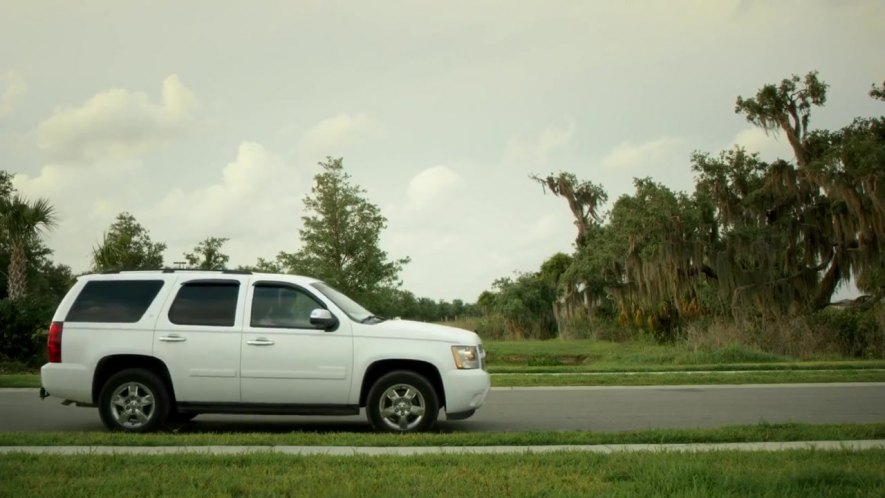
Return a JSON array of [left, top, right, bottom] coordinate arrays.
[[442, 368, 491, 414]]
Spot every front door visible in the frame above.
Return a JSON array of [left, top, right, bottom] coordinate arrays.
[[239, 281, 353, 405]]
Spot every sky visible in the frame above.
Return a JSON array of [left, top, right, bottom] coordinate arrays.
[[0, 0, 882, 301]]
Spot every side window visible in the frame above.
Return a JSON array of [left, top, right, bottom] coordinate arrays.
[[251, 285, 324, 329], [168, 281, 239, 327], [66, 280, 164, 323]]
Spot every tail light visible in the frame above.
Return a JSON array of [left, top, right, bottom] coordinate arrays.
[[48, 321, 63, 363]]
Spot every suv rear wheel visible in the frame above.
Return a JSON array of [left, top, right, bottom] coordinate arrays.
[[366, 371, 439, 432], [98, 368, 170, 432]]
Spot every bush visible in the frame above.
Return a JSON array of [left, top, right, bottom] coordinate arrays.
[[807, 305, 885, 359], [683, 304, 885, 360], [558, 314, 637, 341], [0, 298, 52, 365]]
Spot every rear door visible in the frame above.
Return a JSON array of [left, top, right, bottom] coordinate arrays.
[[239, 279, 353, 405], [152, 276, 247, 403]]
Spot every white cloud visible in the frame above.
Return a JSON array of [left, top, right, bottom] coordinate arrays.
[[601, 137, 685, 170], [36, 74, 196, 163], [13, 142, 303, 272], [504, 122, 575, 166], [729, 127, 795, 162], [295, 113, 383, 161], [147, 142, 303, 256], [0, 70, 28, 118], [404, 165, 464, 212], [13, 159, 148, 270]]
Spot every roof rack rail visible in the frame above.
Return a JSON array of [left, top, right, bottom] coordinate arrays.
[[158, 268, 253, 275]]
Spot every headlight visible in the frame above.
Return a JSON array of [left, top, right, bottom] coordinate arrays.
[[451, 346, 481, 370]]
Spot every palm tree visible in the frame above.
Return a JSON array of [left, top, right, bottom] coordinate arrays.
[[0, 195, 57, 300]]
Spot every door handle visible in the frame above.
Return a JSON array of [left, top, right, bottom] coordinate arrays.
[[158, 335, 186, 343], [247, 338, 275, 346]]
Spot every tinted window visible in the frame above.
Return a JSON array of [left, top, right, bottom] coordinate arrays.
[[66, 280, 164, 323], [311, 282, 372, 321], [251, 285, 324, 328], [168, 281, 239, 327]]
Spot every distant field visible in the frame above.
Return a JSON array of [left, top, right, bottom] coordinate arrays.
[[2, 450, 883, 497], [4, 338, 883, 389]]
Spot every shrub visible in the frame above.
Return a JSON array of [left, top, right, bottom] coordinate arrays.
[[0, 298, 52, 365], [807, 305, 885, 359]]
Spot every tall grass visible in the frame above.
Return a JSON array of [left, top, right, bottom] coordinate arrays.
[[453, 303, 885, 360]]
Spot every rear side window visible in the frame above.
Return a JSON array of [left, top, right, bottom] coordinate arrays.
[[168, 281, 239, 327], [66, 280, 164, 323]]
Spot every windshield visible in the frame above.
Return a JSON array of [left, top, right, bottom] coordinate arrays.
[[310, 282, 375, 322]]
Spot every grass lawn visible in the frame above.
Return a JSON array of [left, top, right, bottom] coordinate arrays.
[[0, 374, 39, 388], [1, 450, 882, 497], [493, 369, 885, 386], [1, 422, 883, 447]]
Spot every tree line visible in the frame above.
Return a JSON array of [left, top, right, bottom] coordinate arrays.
[[476, 72, 883, 353]]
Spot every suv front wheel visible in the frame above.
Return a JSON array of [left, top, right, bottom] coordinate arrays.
[[366, 371, 439, 432], [98, 368, 171, 432]]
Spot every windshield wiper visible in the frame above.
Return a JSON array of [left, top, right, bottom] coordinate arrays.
[[361, 315, 386, 323]]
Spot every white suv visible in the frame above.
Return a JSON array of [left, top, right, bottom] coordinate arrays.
[[40, 270, 490, 433]]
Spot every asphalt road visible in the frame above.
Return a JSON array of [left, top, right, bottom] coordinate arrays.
[[1, 383, 884, 433]]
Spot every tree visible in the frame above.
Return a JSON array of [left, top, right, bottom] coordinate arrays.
[[0, 171, 13, 200], [871, 81, 885, 102], [530, 172, 608, 246], [530, 173, 611, 330], [735, 71, 827, 167], [604, 179, 713, 336], [694, 71, 884, 315], [0, 195, 57, 300], [279, 157, 409, 300], [92, 212, 166, 272], [482, 273, 557, 339], [184, 237, 229, 270]]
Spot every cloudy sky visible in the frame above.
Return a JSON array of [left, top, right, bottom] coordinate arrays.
[[1, 0, 882, 301]]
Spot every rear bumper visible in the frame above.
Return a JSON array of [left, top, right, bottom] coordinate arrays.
[[442, 369, 490, 414], [40, 363, 93, 404]]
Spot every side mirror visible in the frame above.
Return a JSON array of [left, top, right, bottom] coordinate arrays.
[[309, 308, 339, 331]]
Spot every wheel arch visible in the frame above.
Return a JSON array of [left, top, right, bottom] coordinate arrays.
[[359, 359, 446, 408], [92, 355, 176, 405]]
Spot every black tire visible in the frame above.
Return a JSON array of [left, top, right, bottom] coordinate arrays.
[[98, 368, 171, 433], [366, 370, 439, 433]]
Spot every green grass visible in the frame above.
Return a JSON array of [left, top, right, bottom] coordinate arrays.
[[1, 450, 883, 497], [1, 422, 882, 447], [493, 369, 885, 386], [488, 360, 885, 373], [0, 374, 39, 388]]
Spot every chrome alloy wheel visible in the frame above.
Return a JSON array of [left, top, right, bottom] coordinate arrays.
[[378, 383, 427, 431], [109, 382, 155, 429]]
